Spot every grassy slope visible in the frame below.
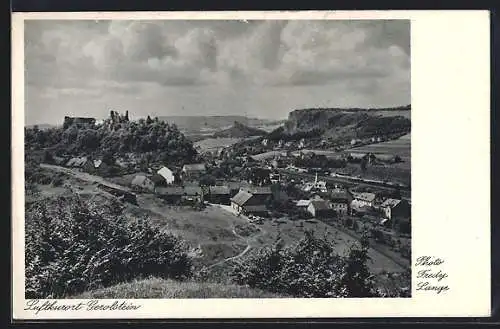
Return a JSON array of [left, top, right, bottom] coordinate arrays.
[[72, 277, 283, 299]]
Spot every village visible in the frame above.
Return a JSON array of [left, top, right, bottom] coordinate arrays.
[[38, 111, 411, 265]]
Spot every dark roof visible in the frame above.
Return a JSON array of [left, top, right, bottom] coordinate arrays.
[[231, 190, 253, 206], [330, 191, 352, 203], [183, 186, 203, 195], [156, 187, 185, 196], [309, 200, 332, 210], [243, 186, 272, 195]]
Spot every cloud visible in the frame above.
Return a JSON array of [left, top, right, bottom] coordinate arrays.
[[24, 19, 410, 124]]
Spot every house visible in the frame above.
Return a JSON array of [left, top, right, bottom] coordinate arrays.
[[329, 190, 353, 216], [182, 163, 206, 178], [298, 138, 306, 149], [230, 190, 268, 216], [350, 139, 361, 146], [307, 200, 334, 218], [157, 166, 175, 185], [155, 187, 185, 203], [131, 175, 155, 192], [352, 192, 377, 208], [348, 152, 368, 161], [380, 198, 411, 223], [66, 156, 88, 170], [205, 185, 231, 205], [227, 181, 251, 198], [302, 173, 327, 193], [97, 183, 137, 205], [241, 186, 272, 204], [296, 199, 311, 208], [183, 186, 203, 203], [262, 139, 268, 146]]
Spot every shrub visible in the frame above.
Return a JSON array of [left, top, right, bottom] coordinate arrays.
[[230, 231, 379, 298], [25, 194, 193, 298]]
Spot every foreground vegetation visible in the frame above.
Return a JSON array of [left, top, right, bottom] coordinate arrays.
[[25, 194, 193, 298], [73, 277, 283, 299]]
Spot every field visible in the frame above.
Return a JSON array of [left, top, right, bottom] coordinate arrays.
[[194, 137, 243, 152], [348, 133, 411, 159]]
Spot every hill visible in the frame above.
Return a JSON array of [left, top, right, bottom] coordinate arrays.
[[158, 115, 279, 133], [25, 123, 58, 130], [24, 112, 199, 166], [72, 277, 283, 299], [213, 121, 267, 138], [279, 105, 411, 142]]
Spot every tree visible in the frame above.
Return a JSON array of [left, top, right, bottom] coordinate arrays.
[[199, 174, 216, 187], [25, 193, 193, 298], [231, 231, 379, 298], [360, 157, 368, 173], [337, 233, 377, 297]]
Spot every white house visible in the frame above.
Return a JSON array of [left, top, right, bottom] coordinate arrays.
[[157, 166, 175, 185]]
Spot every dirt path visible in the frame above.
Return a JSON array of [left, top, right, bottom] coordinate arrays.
[[206, 245, 252, 269], [40, 163, 131, 190]]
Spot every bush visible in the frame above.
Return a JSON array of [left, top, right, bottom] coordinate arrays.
[[230, 231, 379, 298], [25, 194, 193, 298]]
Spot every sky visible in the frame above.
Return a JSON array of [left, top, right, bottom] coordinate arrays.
[[24, 19, 410, 125]]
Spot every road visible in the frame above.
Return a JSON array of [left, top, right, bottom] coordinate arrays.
[[40, 163, 132, 191], [206, 245, 252, 269]]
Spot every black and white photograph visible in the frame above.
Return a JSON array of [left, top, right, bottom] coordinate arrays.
[[22, 18, 413, 300]]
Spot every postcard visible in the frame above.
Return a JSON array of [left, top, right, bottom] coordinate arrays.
[[11, 10, 491, 320]]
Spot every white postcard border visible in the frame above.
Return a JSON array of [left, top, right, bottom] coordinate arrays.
[[12, 10, 491, 319]]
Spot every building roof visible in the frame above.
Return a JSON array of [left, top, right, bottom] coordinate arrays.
[[353, 192, 376, 202], [349, 152, 367, 159], [157, 166, 174, 179], [182, 163, 206, 172], [296, 200, 311, 207], [309, 200, 332, 211], [66, 156, 88, 167], [156, 187, 185, 196], [329, 190, 352, 203], [381, 198, 403, 208], [244, 186, 272, 195], [209, 186, 230, 195], [131, 175, 151, 186], [231, 190, 254, 206], [184, 186, 203, 195], [97, 181, 132, 192]]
